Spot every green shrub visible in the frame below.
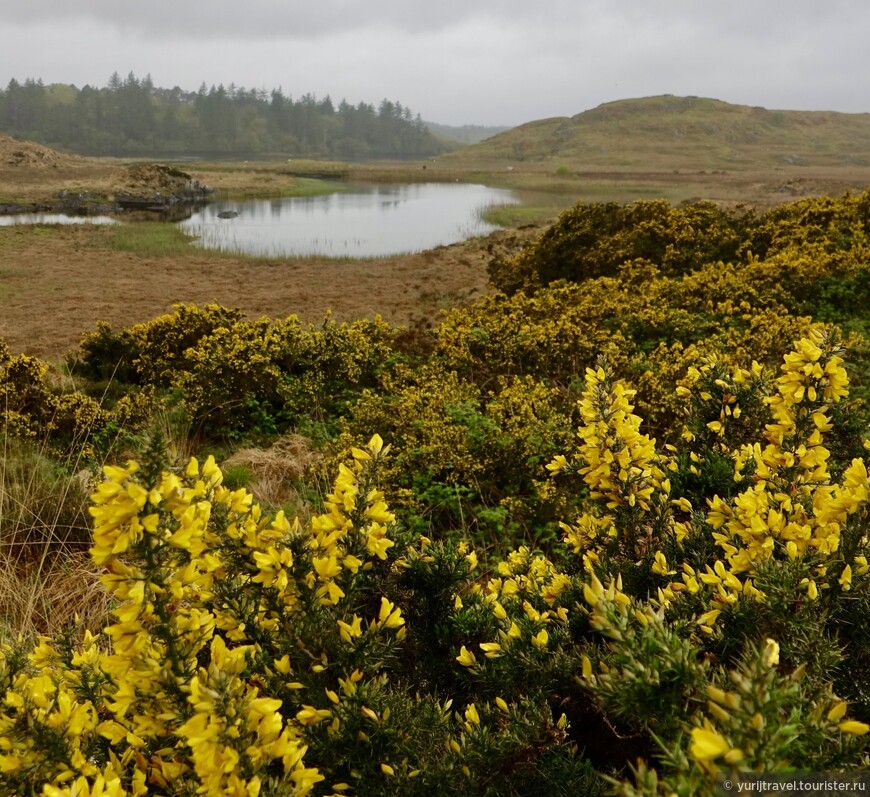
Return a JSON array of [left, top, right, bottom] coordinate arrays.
[[489, 199, 751, 293]]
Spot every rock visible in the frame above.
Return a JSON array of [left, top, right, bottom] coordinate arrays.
[[112, 163, 213, 210]]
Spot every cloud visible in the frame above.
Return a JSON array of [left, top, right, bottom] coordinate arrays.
[[2, 0, 588, 39], [1, 1, 868, 126]]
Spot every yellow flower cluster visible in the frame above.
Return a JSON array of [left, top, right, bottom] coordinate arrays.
[[455, 330, 870, 788], [0, 434, 405, 797], [574, 366, 666, 511], [456, 546, 571, 666], [550, 364, 671, 564], [700, 331, 859, 597]]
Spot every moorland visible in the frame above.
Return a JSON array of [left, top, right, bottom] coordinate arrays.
[[6, 93, 870, 358], [4, 95, 870, 795]]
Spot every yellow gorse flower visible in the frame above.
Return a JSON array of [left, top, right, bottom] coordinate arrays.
[[690, 726, 731, 761], [0, 434, 416, 797], [574, 366, 667, 513]]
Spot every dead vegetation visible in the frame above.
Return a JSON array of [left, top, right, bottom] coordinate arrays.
[[0, 440, 108, 641], [223, 433, 323, 511], [0, 132, 80, 169], [0, 551, 109, 640]]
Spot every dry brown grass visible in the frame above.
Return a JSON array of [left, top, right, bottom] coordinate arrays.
[[0, 550, 109, 641], [223, 433, 322, 513], [0, 440, 109, 641], [0, 221, 538, 360]]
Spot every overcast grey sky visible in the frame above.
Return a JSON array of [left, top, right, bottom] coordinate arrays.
[[0, 1, 866, 127]]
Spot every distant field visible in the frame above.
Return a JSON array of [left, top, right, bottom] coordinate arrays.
[[3, 112, 870, 358], [0, 214, 538, 360]]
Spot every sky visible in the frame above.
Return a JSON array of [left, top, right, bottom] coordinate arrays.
[[0, 1, 867, 127]]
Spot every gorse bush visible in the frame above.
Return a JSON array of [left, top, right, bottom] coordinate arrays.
[[178, 314, 395, 437], [71, 304, 245, 386], [453, 329, 870, 791], [28, 189, 864, 552], [488, 198, 753, 292], [71, 305, 397, 439], [0, 435, 598, 796], [1, 341, 154, 463], [338, 365, 575, 548], [489, 190, 870, 296], [3, 331, 870, 795], [1, 351, 109, 455]]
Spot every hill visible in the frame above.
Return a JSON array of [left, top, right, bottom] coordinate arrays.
[[0, 131, 80, 168], [443, 95, 870, 170]]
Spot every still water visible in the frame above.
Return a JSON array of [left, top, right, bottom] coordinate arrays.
[[0, 213, 119, 226], [177, 183, 517, 257]]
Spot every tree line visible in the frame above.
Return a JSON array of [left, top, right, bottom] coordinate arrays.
[[0, 72, 452, 159]]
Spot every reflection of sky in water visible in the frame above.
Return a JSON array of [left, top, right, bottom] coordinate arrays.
[[178, 183, 518, 257], [0, 214, 119, 226]]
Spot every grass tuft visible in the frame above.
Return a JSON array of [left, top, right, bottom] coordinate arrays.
[[223, 433, 322, 514], [102, 222, 197, 257], [0, 438, 106, 641]]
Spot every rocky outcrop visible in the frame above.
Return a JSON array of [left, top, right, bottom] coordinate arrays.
[[0, 162, 214, 218], [111, 163, 213, 211]]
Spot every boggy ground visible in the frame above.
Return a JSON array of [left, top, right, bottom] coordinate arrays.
[[0, 222, 536, 360], [3, 135, 870, 359]]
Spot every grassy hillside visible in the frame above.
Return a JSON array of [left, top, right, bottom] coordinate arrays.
[[444, 95, 870, 171]]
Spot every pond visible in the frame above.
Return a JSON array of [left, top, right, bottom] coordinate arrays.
[[177, 183, 518, 257]]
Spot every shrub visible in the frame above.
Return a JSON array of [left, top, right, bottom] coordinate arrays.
[[0, 436, 594, 796], [71, 304, 245, 386], [464, 329, 870, 790], [177, 314, 397, 438], [340, 365, 574, 547], [489, 199, 750, 293], [4, 331, 870, 795]]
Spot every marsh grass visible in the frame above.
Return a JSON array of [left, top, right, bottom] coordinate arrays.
[[102, 222, 198, 257], [218, 177, 349, 200], [480, 204, 555, 227], [0, 437, 107, 641], [99, 217, 377, 262]]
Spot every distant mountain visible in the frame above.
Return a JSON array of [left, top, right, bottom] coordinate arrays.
[[442, 95, 870, 170], [425, 121, 511, 145]]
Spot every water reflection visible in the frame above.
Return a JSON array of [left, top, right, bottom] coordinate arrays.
[[178, 183, 517, 257], [0, 213, 120, 226]]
